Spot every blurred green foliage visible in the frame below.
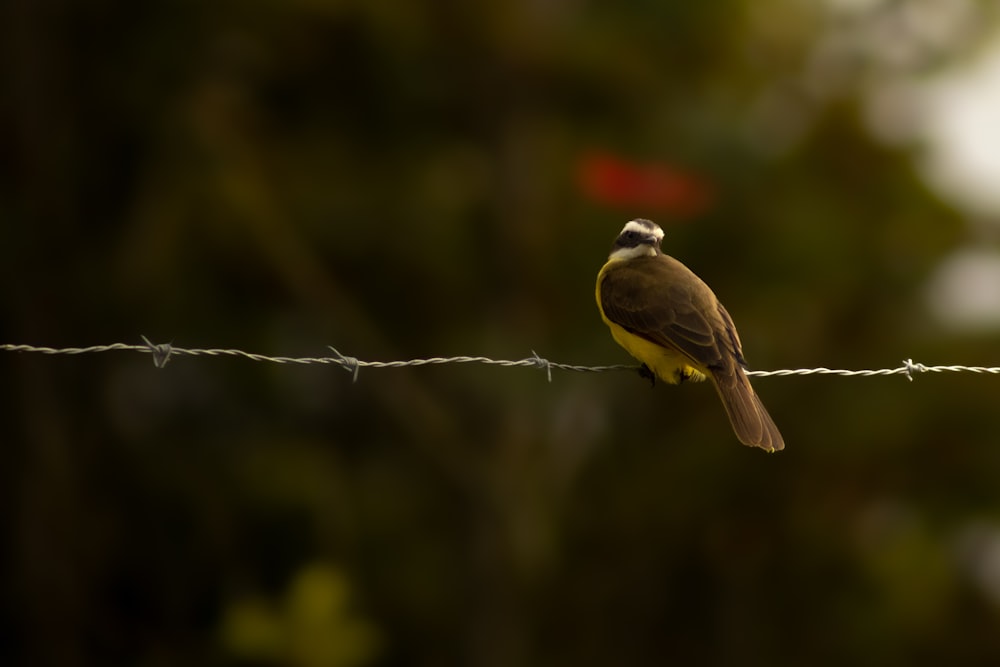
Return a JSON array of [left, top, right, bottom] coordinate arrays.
[[220, 562, 379, 666], [4, 1, 1000, 665]]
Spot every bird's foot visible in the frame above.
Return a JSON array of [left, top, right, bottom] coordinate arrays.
[[638, 364, 656, 387]]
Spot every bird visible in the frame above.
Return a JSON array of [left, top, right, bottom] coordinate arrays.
[[595, 218, 784, 452]]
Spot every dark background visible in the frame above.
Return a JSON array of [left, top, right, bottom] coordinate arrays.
[[4, 1, 1000, 665]]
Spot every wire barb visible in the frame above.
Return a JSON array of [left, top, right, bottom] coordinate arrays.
[[3, 341, 1000, 382], [902, 358, 924, 381], [327, 346, 361, 383], [530, 351, 553, 383], [141, 336, 174, 369]]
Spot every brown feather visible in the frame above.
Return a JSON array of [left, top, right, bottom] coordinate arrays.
[[599, 255, 733, 371], [711, 370, 784, 452], [599, 253, 784, 452]]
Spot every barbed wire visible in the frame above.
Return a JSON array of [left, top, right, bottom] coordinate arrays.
[[3, 338, 1000, 383]]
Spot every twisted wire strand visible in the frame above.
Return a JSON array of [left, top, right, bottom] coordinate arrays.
[[2, 340, 999, 382]]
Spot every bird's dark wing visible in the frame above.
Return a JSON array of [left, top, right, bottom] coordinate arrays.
[[600, 255, 746, 371], [715, 302, 748, 368]]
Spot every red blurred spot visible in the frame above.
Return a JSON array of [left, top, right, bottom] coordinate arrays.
[[577, 152, 713, 218]]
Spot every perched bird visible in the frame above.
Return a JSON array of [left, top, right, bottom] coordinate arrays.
[[596, 219, 784, 452]]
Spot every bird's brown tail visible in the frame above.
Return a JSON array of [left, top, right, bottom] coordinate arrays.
[[711, 371, 784, 452]]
